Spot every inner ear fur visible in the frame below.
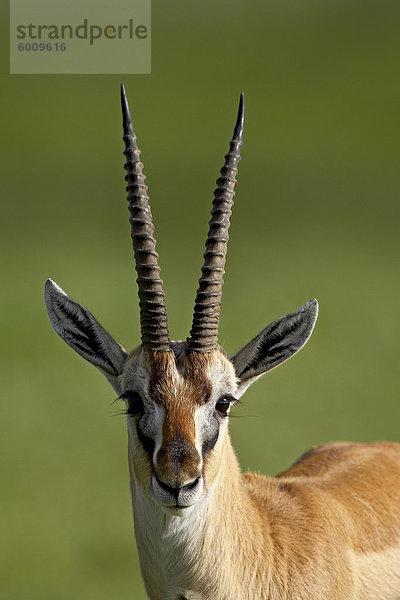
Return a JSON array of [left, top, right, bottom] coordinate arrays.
[[44, 279, 127, 383], [231, 299, 318, 387]]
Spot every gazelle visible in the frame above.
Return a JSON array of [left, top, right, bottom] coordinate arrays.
[[45, 85, 400, 600]]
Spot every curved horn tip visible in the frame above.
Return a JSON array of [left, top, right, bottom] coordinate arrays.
[[120, 84, 134, 136], [234, 92, 245, 140]]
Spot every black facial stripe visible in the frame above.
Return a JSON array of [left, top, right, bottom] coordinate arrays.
[[202, 426, 219, 459], [137, 423, 155, 457], [121, 391, 144, 417]]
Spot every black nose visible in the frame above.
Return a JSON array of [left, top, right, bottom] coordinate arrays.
[[155, 475, 200, 500]]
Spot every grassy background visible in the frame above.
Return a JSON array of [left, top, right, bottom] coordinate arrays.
[[2, 1, 400, 598]]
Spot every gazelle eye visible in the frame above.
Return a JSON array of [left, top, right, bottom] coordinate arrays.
[[122, 391, 144, 417], [215, 396, 232, 416]]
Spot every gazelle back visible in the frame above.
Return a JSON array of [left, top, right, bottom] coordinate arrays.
[[45, 86, 400, 600]]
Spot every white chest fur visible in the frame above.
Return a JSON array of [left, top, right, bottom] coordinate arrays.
[[132, 478, 213, 600]]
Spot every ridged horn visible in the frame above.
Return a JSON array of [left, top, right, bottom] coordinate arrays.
[[121, 84, 170, 351], [187, 93, 245, 352]]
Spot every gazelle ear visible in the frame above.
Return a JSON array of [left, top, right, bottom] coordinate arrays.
[[231, 299, 318, 397], [44, 279, 127, 389]]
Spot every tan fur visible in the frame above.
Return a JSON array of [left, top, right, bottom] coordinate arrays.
[[44, 91, 400, 599], [124, 348, 400, 600]]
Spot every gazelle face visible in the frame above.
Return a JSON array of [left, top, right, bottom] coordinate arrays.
[[45, 86, 319, 521], [121, 344, 237, 511]]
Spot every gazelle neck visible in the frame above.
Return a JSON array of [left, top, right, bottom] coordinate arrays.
[[128, 432, 270, 600]]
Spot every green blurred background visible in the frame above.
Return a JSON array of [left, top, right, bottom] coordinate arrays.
[[1, 1, 399, 598]]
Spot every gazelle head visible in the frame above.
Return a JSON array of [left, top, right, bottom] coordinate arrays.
[[45, 86, 318, 513]]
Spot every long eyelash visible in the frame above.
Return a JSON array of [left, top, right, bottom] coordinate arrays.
[[225, 394, 238, 404], [112, 393, 127, 405], [110, 395, 124, 416], [111, 392, 136, 417], [228, 399, 245, 418], [112, 409, 130, 417], [227, 414, 247, 420]]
